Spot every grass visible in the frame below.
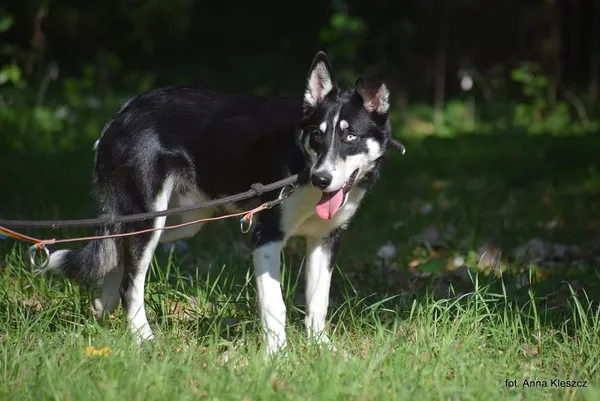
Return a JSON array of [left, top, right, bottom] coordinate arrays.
[[1, 261, 600, 401], [1, 98, 600, 400]]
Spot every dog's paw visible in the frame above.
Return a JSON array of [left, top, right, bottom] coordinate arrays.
[[129, 324, 155, 347], [307, 329, 332, 348], [263, 339, 289, 361], [92, 298, 118, 322]]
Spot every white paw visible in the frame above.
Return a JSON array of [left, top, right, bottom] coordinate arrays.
[[92, 298, 118, 322], [131, 324, 155, 345], [308, 331, 331, 346], [264, 332, 288, 357]]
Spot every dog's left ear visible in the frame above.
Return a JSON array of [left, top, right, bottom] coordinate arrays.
[[356, 80, 390, 115], [304, 51, 334, 109]]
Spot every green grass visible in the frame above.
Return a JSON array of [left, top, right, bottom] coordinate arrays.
[[1, 100, 600, 400], [2, 255, 600, 401]]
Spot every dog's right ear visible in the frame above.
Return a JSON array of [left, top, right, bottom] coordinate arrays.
[[304, 51, 334, 110], [356, 82, 390, 115]]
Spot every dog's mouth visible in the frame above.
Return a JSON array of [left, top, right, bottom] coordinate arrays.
[[315, 169, 359, 220]]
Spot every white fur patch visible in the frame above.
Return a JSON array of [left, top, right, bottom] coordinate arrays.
[[304, 62, 333, 107], [365, 138, 384, 160], [332, 111, 340, 129], [305, 238, 333, 342], [253, 241, 287, 355], [339, 120, 349, 130], [158, 185, 214, 243], [40, 249, 68, 275], [280, 184, 366, 239], [319, 122, 327, 132]]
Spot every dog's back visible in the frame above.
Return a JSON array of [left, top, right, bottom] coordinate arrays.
[[96, 86, 305, 199]]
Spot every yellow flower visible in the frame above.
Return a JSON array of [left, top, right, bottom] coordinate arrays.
[[85, 345, 112, 358]]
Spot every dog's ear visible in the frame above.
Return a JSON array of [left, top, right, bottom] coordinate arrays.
[[357, 82, 390, 115], [304, 51, 334, 109]]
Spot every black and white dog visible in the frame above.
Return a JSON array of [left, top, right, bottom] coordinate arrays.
[[41, 51, 393, 355]]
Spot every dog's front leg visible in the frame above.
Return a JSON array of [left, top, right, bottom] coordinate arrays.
[[253, 239, 287, 356], [304, 229, 341, 345]]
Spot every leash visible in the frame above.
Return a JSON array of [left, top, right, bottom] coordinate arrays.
[[0, 139, 406, 269], [2, 184, 296, 270], [0, 175, 302, 229]]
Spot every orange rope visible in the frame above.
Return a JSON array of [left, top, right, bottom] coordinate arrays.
[[1, 203, 268, 251]]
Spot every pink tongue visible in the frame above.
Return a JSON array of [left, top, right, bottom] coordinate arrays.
[[315, 189, 344, 220]]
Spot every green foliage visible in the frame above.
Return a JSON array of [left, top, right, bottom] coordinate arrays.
[[509, 62, 575, 135], [0, 13, 23, 90], [0, 63, 22, 86], [0, 13, 13, 33], [318, 12, 366, 86], [396, 63, 598, 137], [1, 4, 599, 141]]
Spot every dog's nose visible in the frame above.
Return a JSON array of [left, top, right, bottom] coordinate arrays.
[[310, 172, 332, 190]]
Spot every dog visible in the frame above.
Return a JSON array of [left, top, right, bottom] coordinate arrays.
[[40, 51, 393, 355]]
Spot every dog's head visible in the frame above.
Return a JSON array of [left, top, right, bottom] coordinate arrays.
[[299, 51, 392, 220]]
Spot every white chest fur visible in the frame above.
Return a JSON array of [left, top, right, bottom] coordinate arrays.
[[280, 185, 366, 240]]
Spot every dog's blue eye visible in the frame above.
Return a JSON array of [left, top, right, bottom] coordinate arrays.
[[343, 131, 357, 142]]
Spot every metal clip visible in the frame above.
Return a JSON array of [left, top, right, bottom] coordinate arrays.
[[264, 184, 296, 209], [29, 244, 50, 270], [239, 184, 296, 234]]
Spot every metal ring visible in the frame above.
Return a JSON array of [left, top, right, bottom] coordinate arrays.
[[239, 214, 253, 234], [29, 245, 50, 270]]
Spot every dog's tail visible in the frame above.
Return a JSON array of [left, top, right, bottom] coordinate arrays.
[[38, 227, 121, 283]]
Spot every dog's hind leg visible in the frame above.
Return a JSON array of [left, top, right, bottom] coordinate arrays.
[[119, 178, 174, 343], [158, 188, 214, 244], [92, 264, 123, 320], [304, 229, 341, 345]]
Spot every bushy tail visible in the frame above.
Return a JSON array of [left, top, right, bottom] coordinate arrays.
[[37, 229, 121, 283]]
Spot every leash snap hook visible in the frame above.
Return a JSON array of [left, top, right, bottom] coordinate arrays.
[[28, 243, 50, 270], [239, 183, 296, 234], [265, 184, 296, 209]]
